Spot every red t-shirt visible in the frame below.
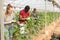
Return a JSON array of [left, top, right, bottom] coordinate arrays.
[[19, 9, 29, 23]]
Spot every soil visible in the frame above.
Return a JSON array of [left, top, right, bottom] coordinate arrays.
[[33, 18, 60, 40]]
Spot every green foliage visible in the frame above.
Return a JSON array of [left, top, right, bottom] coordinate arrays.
[[13, 11, 19, 21], [8, 11, 60, 40]]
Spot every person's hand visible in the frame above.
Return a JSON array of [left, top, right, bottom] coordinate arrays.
[[22, 18, 26, 20], [11, 20, 16, 23]]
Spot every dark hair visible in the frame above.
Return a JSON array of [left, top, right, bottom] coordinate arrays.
[[5, 4, 13, 15], [24, 5, 30, 13], [33, 8, 36, 13], [33, 8, 36, 11]]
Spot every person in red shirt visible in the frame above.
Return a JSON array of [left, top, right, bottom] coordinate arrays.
[[19, 5, 30, 24]]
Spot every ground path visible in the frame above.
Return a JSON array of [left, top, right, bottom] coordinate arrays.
[[33, 18, 60, 40]]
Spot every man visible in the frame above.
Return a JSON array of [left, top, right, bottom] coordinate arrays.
[[32, 8, 38, 20], [19, 5, 30, 24], [19, 5, 30, 34]]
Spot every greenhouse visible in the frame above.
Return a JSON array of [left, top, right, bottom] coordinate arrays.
[[0, 0, 60, 40]]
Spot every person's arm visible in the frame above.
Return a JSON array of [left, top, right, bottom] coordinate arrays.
[[19, 11, 26, 20], [4, 15, 11, 24], [19, 15, 26, 20]]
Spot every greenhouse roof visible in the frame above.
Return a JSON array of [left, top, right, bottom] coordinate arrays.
[[3, 0, 60, 12]]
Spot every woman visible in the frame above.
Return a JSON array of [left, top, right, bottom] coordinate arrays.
[[4, 4, 14, 40]]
